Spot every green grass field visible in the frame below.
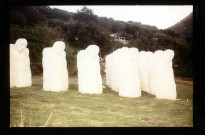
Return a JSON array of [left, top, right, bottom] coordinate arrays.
[[10, 75, 193, 127]]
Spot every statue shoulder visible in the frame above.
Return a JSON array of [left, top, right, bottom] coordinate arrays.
[[43, 47, 52, 55], [22, 48, 29, 55], [10, 44, 16, 50], [10, 44, 15, 47]]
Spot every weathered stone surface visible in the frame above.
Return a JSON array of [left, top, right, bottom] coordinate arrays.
[[155, 49, 177, 99], [119, 47, 141, 98], [77, 45, 103, 94], [105, 54, 112, 87], [10, 38, 32, 88], [42, 41, 68, 92]]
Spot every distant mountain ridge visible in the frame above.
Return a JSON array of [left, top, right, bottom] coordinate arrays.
[[168, 12, 193, 38]]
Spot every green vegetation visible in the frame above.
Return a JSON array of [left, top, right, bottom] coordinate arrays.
[[10, 6, 193, 78], [168, 13, 193, 39], [10, 76, 193, 127]]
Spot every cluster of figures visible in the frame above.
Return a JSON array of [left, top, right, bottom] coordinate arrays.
[[10, 38, 176, 100], [105, 47, 176, 100]]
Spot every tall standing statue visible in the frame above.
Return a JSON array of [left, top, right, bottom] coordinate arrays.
[[138, 51, 154, 93], [138, 51, 147, 92], [155, 49, 177, 99], [145, 51, 154, 94], [111, 48, 124, 92], [10, 38, 32, 88], [77, 45, 103, 94], [105, 54, 112, 87], [77, 50, 87, 93], [42, 41, 68, 92], [149, 50, 164, 95], [119, 47, 141, 98], [149, 49, 176, 99]]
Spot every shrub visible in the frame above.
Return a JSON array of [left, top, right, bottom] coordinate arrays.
[[10, 24, 64, 75]]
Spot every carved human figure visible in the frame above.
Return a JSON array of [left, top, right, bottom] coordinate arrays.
[[105, 54, 112, 87], [111, 48, 124, 92], [42, 41, 68, 92], [145, 51, 154, 94], [138, 51, 154, 93], [77, 50, 87, 93], [149, 50, 164, 95], [155, 49, 177, 99], [119, 47, 141, 98], [129, 48, 141, 96], [138, 51, 147, 91], [10, 38, 32, 88], [77, 45, 103, 94], [110, 50, 118, 91]]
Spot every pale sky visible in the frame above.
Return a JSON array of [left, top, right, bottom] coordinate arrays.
[[49, 5, 193, 29]]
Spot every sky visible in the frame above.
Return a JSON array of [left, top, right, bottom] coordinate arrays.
[[49, 5, 193, 29]]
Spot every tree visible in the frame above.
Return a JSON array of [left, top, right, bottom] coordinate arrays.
[[10, 10, 27, 26], [77, 6, 94, 16], [23, 7, 46, 26], [73, 6, 97, 24]]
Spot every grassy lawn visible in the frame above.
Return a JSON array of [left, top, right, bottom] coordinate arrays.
[[10, 75, 193, 127]]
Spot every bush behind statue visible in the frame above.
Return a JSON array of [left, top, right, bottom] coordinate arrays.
[[10, 24, 78, 75]]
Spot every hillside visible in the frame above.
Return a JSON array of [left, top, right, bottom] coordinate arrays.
[[168, 12, 193, 38], [9, 6, 193, 77]]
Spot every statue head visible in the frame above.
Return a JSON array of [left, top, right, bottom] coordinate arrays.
[[145, 51, 154, 62], [77, 50, 86, 59], [129, 47, 139, 55], [138, 51, 146, 60], [15, 38, 27, 52], [164, 49, 174, 63], [139, 51, 146, 55], [154, 50, 164, 63], [85, 45, 99, 57], [53, 41, 65, 54]]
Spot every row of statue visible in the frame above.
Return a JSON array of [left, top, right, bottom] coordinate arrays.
[[105, 47, 176, 100], [10, 38, 176, 100]]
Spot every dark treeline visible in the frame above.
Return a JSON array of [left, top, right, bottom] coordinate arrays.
[[10, 6, 193, 78]]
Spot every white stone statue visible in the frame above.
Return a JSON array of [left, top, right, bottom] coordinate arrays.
[[111, 48, 123, 92], [77, 45, 103, 94], [105, 54, 112, 87], [138, 51, 148, 92], [111, 47, 130, 92], [129, 48, 141, 96], [77, 50, 88, 93], [149, 50, 164, 95], [10, 38, 32, 88], [138, 51, 154, 93], [145, 51, 154, 94], [119, 47, 141, 98], [155, 49, 177, 99], [109, 50, 117, 91], [42, 41, 68, 92]]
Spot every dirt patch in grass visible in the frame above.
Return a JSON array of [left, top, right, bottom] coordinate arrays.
[[10, 94, 23, 98], [175, 77, 193, 86]]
